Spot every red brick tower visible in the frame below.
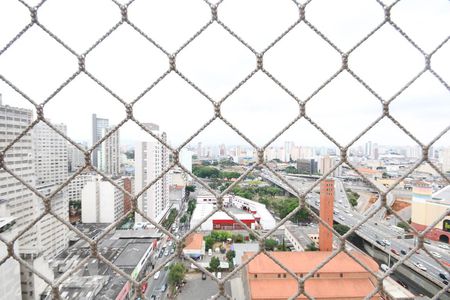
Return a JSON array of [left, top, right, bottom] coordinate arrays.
[[319, 179, 335, 251]]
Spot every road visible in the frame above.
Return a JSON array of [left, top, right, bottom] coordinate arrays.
[[144, 193, 190, 299], [262, 171, 450, 291]]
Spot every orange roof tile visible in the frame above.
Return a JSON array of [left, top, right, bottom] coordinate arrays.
[[357, 168, 380, 175], [184, 233, 203, 250], [249, 278, 379, 299], [244, 251, 379, 274]]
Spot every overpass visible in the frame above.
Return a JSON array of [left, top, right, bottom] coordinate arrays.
[[261, 171, 450, 298]]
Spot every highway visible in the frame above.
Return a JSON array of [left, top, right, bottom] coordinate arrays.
[[261, 171, 450, 292]]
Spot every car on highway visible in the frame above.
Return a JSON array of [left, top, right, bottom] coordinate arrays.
[[164, 249, 169, 256], [161, 283, 168, 292], [438, 244, 450, 250], [217, 272, 222, 279], [170, 248, 175, 254], [431, 251, 442, 258], [382, 239, 391, 246], [339, 216, 345, 221], [391, 249, 399, 255], [400, 249, 407, 255], [439, 273, 448, 281], [202, 272, 207, 280], [414, 262, 427, 272], [376, 240, 385, 246]]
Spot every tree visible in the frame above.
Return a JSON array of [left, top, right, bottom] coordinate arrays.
[[168, 263, 186, 287], [204, 235, 214, 251], [397, 221, 410, 232], [186, 185, 196, 192], [180, 215, 187, 224], [209, 256, 220, 272], [284, 166, 298, 174], [264, 239, 278, 251], [305, 242, 318, 251], [333, 224, 350, 236], [232, 233, 244, 243], [226, 250, 236, 268]]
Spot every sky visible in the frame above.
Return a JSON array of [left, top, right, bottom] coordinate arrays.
[[0, 0, 449, 150]]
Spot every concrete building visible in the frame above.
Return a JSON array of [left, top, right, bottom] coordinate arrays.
[[91, 114, 109, 169], [41, 229, 158, 300], [135, 123, 169, 223], [190, 194, 276, 231], [242, 251, 381, 300], [319, 179, 334, 251], [68, 142, 87, 172], [440, 147, 450, 174], [318, 155, 341, 177], [99, 126, 121, 176], [296, 159, 318, 175], [0, 98, 37, 249], [411, 183, 450, 243], [284, 221, 315, 251], [81, 176, 125, 223], [33, 122, 68, 186], [0, 203, 21, 300], [67, 172, 96, 203]]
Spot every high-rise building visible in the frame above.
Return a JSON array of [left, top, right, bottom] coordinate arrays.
[[364, 141, 372, 158], [33, 122, 68, 186], [0, 98, 37, 249], [319, 179, 334, 251], [68, 142, 87, 172], [284, 141, 294, 162], [81, 176, 125, 223], [99, 126, 121, 176], [440, 147, 450, 174], [0, 201, 21, 300], [91, 114, 109, 168], [296, 159, 318, 175], [135, 123, 170, 223]]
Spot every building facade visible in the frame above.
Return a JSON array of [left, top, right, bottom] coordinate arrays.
[[91, 114, 109, 169], [135, 124, 169, 223], [99, 126, 121, 176], [81, 176, 125, 223], [319, 179, 334, 251]]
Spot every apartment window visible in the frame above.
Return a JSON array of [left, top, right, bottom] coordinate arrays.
[[277, 274, 281, 278], [254, 274, 257, 279]]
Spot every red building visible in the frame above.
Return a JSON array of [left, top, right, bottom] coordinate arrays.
[[319, 179, 334, 251]]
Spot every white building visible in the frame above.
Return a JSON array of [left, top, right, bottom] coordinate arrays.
[[0, 98, 37, 249], [81, 176, 125, 223], [135, 123, 169, 223], [99, 126, 121, 176], [91, 114, 109, 168], [33, 122, 68, 186], [440, 147, 450, 174], [68, 142, 87, 172], [0, 202, 21, 300], [67, 172, 96, 203]]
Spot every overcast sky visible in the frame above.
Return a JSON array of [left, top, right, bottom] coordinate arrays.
[[0, 0, 449, 149]]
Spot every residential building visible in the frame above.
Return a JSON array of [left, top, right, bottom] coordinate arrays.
[[91, 114, 109, 169], [68, 142, 87, 172], [135, 123, 169, 223], [0, 98, 37, 249], [0, 202, 21, 300], [99, 126, 121, 176], [182, 233, 205, 259], [67, 172, 96, 203], [440, 147, 450, 174], [318, 155, 341, 177], [81, 176, 125, 223]]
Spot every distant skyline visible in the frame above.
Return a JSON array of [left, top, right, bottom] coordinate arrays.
[[0, 0, 449, 148]]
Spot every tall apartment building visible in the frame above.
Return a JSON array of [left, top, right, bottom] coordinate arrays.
[[319, 179, 334, 251], [440, 147, 450, 174], [91, 114, 109, 168], [0, 201, 21, 300], [135, 123, 170, 223], [318, 155, 341, 177], [99, 126, 121, 176], [0, 97, 37, 249], [81, 176, 125, 223], [68, 142, 87, 172], [296, 159, 318, 175], [33, 122, 68, 186]]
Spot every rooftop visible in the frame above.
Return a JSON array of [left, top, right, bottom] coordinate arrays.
[[244, 251, 379, 274], [249, 278, 379, 299], [184, 233, 204, 251]]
